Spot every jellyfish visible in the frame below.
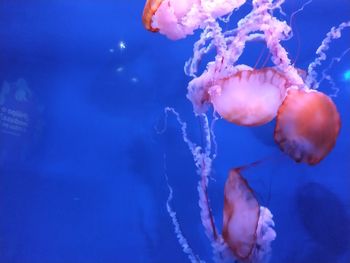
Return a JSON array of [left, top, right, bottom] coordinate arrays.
[[274, 88, 340, 165], [273, 21, 350, 164], [142, 0, 246, 40]]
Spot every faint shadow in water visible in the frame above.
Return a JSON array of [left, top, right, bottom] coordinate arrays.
[[296, 182, 350, 263], [127, 137, 155, 185], [249, 119, 276, 147]]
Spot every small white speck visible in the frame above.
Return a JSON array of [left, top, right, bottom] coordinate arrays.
[[119, 41, 126, 50], [109, 48, 115, 53]]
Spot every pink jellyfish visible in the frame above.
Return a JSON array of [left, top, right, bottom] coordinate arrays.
[[223, 167, 276, 262], [142, 0, 246, 40]]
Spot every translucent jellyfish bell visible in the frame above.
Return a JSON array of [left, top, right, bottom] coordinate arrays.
[[223, 166, 276, 262], [223, 168, 260, 260], [274, 88, 340, 165], [209, 67, 290, 126]]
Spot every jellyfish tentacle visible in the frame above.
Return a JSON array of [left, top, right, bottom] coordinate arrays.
[[319, 47, 350, 97], [197, 115, 232, 262], [164, 108, 229, 261], [164, 169, 205, 263], [185, 20, 227, 78], [210, 111, 220, 160], [306, 21, 350, 89], [250, 206, 276, 263]]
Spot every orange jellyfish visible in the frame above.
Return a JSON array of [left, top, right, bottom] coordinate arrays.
[[208, 67, 290, 126], [274, 88, 340, 165]]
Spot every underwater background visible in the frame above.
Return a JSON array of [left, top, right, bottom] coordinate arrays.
[[0, 0, 349, 262]]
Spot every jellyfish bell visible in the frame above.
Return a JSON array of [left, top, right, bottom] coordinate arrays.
[[208, 67, 290, 126], [223, 167, 276, 262], [142, 0, 246, 40], [274, 88, 340, 165], [223, 168, 260, 260]]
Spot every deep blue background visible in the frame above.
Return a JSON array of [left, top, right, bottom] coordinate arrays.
[[0, 1, 349, 262]]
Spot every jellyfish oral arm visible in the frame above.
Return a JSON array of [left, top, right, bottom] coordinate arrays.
[[251, 207, 276, 262]]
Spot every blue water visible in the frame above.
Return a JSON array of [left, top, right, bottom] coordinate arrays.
[[0, 1, 349, 262]]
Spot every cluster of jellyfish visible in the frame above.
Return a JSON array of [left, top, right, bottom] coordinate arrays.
[[142, 0, 349, 262]]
